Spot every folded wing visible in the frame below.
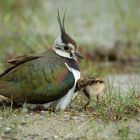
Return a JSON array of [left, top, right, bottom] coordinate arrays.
[[0, 52, 75, 104]]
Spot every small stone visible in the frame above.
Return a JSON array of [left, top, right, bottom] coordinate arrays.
[[54, 135, 59, 139], [40, 110, 46, 116], [39, 115, 44, 119], [29, 112, 34, 116], [72, 116, 79, 120], [136, 117, 140, 122], [1, 133, 9, 139], [25, 114, 30, 118], [64, 114, 69, 117], [21, 121, 27, 126], [4, 127, 11, 134], [13, 114, 17, 117]]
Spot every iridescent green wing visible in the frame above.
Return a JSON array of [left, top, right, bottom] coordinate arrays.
[[0, 52, 75, 104], [25, 57, 75, 103]]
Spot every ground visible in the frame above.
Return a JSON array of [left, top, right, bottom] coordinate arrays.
[[1, 107, 140, 140]]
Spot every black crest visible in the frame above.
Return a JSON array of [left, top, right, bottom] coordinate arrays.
[[57, 10, 66, 34], [57, 10, 77, 46]]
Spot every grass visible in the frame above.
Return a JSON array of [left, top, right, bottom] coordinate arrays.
[[71, 78, 140, 122], [90, 87, 140, 121]]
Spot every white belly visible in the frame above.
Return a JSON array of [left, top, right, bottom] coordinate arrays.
[[55, 64, 80, 111]]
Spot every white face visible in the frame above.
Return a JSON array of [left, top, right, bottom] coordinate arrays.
[[86, 82, 105, 99], [52, 35, 76, 59]]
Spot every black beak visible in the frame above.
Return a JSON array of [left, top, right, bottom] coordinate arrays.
[[74, 51, 84, 59]]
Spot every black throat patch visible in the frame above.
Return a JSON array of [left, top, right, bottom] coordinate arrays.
[[63, 57, 80, 71]]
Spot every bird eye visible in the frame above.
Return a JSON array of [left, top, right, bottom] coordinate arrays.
[[64, 45, 69, 51]]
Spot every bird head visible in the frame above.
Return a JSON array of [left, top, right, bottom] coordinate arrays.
[[53, 10, 83, 60]]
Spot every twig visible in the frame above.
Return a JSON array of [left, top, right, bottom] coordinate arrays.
[[65, 118, 94, 138]]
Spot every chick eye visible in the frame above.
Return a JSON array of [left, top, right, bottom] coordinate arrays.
[[64, 45, 69, 51]]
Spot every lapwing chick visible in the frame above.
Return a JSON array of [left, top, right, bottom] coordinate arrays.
[[76, 77, 105, 108]]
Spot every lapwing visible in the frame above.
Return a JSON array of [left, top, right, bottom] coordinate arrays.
[[0, 11, 82, 111]]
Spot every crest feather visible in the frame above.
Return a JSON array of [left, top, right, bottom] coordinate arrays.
[[57, 10, 66, 33]]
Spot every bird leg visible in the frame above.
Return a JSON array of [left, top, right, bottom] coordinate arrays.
[[82, 89, 90, 109]]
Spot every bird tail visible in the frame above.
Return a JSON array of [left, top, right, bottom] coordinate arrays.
[[0, 82, 13, 103]]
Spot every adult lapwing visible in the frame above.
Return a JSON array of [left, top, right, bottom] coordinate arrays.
[[0, 11, 82, 111]]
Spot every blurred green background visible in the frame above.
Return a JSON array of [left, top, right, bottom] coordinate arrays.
[[0, 0, 140, 74]]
